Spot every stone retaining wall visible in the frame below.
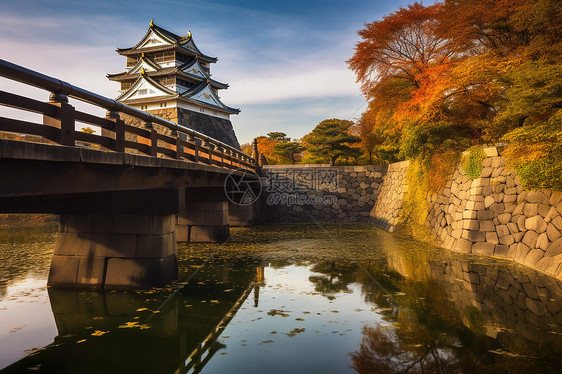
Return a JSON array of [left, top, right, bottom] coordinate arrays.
[[370, 147, 562, 280], [426, 149, 562, 279], [369, 161, 409, 232], [256, 165, 387, 223]]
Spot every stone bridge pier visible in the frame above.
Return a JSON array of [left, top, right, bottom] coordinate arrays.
[[176, 187, 230, 243], [49, 214, 178, 290]]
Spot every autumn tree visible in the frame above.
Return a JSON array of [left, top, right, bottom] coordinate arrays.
[[302, 119, 362, 166], [348, 2, 450, 99]]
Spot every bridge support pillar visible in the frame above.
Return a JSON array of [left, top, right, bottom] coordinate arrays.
[[48, 214, 178, 290], [228, 201, 255, 227], [176, 188, 230, 243]]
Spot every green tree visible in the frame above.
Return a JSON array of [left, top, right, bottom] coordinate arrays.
[[274, 141, 306, 164], [267, 132, 290, 142], [303, 119, 362, 166]]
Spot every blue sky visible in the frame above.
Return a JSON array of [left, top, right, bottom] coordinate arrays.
[[0, 0, 413, 144]]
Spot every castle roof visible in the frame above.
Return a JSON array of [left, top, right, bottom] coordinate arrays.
[[116, 72, 240, 115], [116, 20, 218, 63], [107, 56, 229, 90]]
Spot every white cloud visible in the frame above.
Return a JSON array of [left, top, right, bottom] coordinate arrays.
[[0, 9, 365, 145]]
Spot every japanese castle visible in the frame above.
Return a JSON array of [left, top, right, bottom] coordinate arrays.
[[108, 20, 240, 148]]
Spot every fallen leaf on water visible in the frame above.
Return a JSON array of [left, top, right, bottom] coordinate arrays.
[[119, 322, 139, 329], [136, 308, 149, 312], [91, 330, 108, 336], [76, 339, 86, 344]]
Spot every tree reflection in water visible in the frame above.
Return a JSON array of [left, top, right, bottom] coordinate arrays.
[[349, 246, 562, 374], [308, 261, 357, 299]]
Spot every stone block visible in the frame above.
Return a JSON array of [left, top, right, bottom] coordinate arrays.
[[513, 232, 525, 242], [546, 223, 561, 242], [472, 242, 495, 256], [76, 257, 106, 287], [536, 233, 550, 251], [525, 215, 547, 233], [463, 210, 478, 219], [517, 215, 527, 231], [499, 234, 515, 246], [513, 203, 525, 215], [463, 220, 480, 230], [538, 204, 550, 217], [536, 256, 555, 272], [456, 238, 473, 252], [498, 213, 512, 225], [496, 225, 510, 238], [48, 255, 80, 287], [76, 232, 138, 258], [545, 237, 562, 257], [545, 207, 559, 223], [507, 222, 519, 234], [136, 233, 175, 258], [63, 215, 94, 233], [526, 191, 549, 205], [550, 191, 562, 206], [522, 230, 539, 249], [466, 230, 486, 242], [112, 215, 151, 234], [175, 225, 189, 242], [204, 210, 229, 225], [504, 194, 517, 204], [477, 210, 495, 220], [480, 220, 496, 232], [523, 203, 539, 217], [486, 231, 499, 244], [553, 216, 562, 231], [524, 249, 545, 267], [494, 244, 509, 257], [54, 232, 79, 256], [484, 196, 495, 208], [514, 243, 532, 263], [104, 256, 178, 290], [490, 203, 505, 214]]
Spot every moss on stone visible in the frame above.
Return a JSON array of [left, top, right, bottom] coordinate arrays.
[[463, 146, 487, 179]]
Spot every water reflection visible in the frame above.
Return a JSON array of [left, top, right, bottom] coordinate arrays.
[[350, 243, 562, 373], [1, 223, 562, 373], [1, 259, 261, 374]]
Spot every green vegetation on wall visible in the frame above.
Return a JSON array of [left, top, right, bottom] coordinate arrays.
[[462, 146, 487, 180]]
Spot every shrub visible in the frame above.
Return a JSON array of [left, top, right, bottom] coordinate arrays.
[[462, 146, 487, 179]]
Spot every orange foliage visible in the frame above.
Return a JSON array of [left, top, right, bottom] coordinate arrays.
[[348, 2, 449, 97], [426, 149, 460, 191]]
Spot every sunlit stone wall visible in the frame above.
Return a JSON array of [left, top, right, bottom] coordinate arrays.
[[372, 147, 562, 280], [368, 161, 409, 232]]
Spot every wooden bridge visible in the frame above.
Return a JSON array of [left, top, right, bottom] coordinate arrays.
[[0, 58, 259, 290]]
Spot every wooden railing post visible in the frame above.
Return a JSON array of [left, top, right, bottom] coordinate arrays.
[[218, 146, 224, 167], [44, 92, 75, 146], [204, 141, 215, 165], [171, 130, 181, 160], [105, 110, 124, 152], [144, 121, 157, 157]]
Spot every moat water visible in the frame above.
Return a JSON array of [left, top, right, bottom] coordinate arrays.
[[1, 223, 562, 373]]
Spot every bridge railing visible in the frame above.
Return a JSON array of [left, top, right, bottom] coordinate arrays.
[[0, 58, 257, 171]]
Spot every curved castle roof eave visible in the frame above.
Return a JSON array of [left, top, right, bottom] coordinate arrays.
[[116, 21, 218, 63], [178, 96, 240, 115]]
